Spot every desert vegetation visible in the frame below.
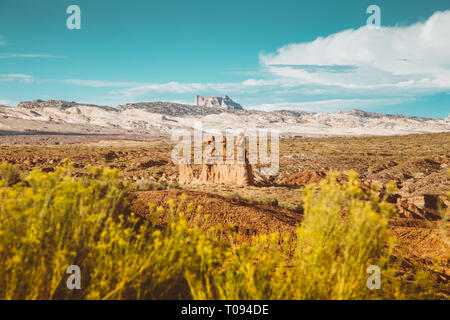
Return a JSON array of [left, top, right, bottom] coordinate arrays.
[[0, 162, 446, 299]]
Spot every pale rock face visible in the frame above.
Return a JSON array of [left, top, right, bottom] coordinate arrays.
[[195, 95, 243, 110], [178, 159, 195, 185], [1, 99, 449, 137], [179, 135, 254, 186]]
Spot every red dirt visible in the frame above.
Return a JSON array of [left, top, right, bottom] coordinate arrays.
[[279, 170, 327, 185], [129, 190, 449, 284], [129, 190, 301, 241]]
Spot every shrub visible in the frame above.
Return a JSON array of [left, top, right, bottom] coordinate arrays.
[[168, 181, 181, 189], [186, 172, 428, 299], [0, 162, 21, 186], [0, 164, 438, 299], [262, 197, 278, 206], [0, 162, 219, 299], [135, 178, 168, 191], [134, 178, 182, 191], [227, 192, 243, 201]]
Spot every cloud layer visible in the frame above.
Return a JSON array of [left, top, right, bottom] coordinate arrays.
[[259, 10, 450, 91], [0, 74, 33, 83], [247, 97, 415, 112], [62, 79, 144, 88], [2, 11, 449, 115], [107, 11, 450, 103], [0, 53, 66, 59], [108, 79, 293, 97]]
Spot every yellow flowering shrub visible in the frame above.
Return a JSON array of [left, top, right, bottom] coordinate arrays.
[[186, 172, 435, 300], [0, 161, 222, 299], [0, 163, 438, 299], [0, 162, 21, 186]]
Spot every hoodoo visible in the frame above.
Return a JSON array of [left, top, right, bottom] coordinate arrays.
[[178, 134, 254, 185]]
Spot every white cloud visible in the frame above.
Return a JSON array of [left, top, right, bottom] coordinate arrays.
[[3, 11, 446, 116], [247, 98, 414, 112], [65, 79, 224, 94], [0, 53, 66, 59], [0, 74, 34, 83], [0, 100, 11, 105], [109, 78, 312, 98], [109, 81, 250, 97], [259, 10, 450, 91], [108, 11, 450, 102], [62, 79, 144, 87]]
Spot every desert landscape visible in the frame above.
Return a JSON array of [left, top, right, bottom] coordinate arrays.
[[0, 98, 448, 299], [2, 0, 450, 306]]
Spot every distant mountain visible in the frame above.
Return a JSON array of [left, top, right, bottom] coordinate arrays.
[[0, 99, 449, 137], [117, 101, 241, 117], [17, 99, 115, 111]]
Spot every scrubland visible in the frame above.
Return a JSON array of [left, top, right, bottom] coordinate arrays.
[[0, 132, 448, 299], [0, 161, 447, 299]]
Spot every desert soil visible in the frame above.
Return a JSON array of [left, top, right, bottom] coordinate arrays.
[[0, 132, 448, 291]]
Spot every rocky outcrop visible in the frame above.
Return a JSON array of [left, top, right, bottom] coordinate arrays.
[[396, 194, 449, 220], [17, 99, 113, 111], [179, 134, 254, 186], [195, 95, 243, 110], [117, 101, 238, 117], [178, 159, 195, 185], [3, 98, 450, 137]]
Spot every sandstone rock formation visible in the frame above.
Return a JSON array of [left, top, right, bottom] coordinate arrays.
[[195, 95, 243, 110], [179, 134, 254, 185], [178, 159, 194, 185]]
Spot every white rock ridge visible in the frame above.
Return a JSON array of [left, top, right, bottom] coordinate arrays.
[[0, 99, 449, 137]]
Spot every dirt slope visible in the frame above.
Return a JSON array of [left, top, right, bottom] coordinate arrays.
[[129, 190, 301, 241], [129, 190, 449, 285]]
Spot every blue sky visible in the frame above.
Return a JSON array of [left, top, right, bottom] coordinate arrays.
[[0, 0, 449, 117]]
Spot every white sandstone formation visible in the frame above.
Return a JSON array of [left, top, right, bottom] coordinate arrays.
[[195, 95, 243, 110]]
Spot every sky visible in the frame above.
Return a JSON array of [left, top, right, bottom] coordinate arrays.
[[0, 0, 449, 118]]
